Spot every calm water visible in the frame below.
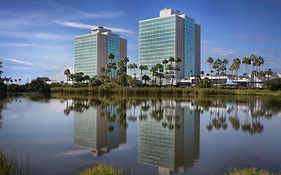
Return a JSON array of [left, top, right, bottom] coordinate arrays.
[[0, 95, 281, 175]]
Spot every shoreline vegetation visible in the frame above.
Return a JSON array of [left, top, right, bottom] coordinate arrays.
[[51, 86, 281, 97]]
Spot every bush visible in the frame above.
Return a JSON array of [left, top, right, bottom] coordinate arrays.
[[199, 78, 211, 88], [80, 164, 122, 175], [90, 79, 102, 87], [7, 84, 27, 93], [0, 82, 7, 93], [229, 168, 275, 175], [0, 149, 34, 175], [27, 78, 51, 93], [265, 78, 281, 90]]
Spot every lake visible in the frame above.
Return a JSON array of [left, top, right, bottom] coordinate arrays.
[[0, 95, 281, 175]]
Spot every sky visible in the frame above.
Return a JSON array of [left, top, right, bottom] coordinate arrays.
[[0, 0, 281, 81]]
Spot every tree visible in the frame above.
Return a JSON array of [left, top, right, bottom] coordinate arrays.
[[27, 77, 51, 93], [207, 57, 214, 85], [207, 57, 214, 74], [128, 63, 138, 79], [242, 57, 251, 77], [142, 75, 151, 85], [264, 69, 273, 81], [64, 69, 71, 83], [229, 58, 241, 80], [199, 78, 211, 88], [84, 75, 90, 83], [250, 54, 258, 72], [0, 61, 3, 79], [117, 57, 129, 86], [107, 53, 115, 79], [139, 65, 148, 78]]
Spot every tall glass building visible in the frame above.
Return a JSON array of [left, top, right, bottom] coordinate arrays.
[[138, 100, 200, 174], [74, 26, 127, 77], [139, 9, 201, 80]]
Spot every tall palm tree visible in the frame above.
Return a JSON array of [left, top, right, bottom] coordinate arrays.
[[139, 65, 148, 78], [250, 54, 258, 72], [64, 68, 71, 83], [207, 57, 214, 85], [264, 69, 273, 81], [128, 63, 138, 79], [142, 75, 151, 85], [107, 53, 115, 79], [0, 61, 3, 79], [222, 59, 229, 75], [229, 58, 241, 80]]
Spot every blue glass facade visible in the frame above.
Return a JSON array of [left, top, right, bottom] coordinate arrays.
[[107, 33, 121, 77], [139, 9, 200, 79], [74, 28, 126, 78], [75, 34, 97, 77], [139, 16, 176, 77], [184, 16, 196, 77]]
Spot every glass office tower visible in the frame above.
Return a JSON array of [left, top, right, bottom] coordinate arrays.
[[138, 100, 200, 175], [139, 9, 201, 80], [74, 26, 127, 77]]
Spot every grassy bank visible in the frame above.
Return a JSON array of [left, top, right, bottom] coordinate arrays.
[[229, 168, 278, 175], [0, 149, 34, 175], [51, 86, 281, 97]]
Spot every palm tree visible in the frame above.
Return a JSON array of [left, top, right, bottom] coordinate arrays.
[[142, 75, 151, 85], [64, 69, 71, 83], [207, 57, 214, 85], [139, 65, 148, 78], [229, 58, 240, 80], [107, 53, 115, 79], [128, 63, 138, 79], [0, 61, 3, 79], [256, 56, 265, 72], [84, 75, 90, 83], [242, 57, 251, 77], [222, 59, 229, 75], [112, 62, 117, 78], [264, 69, 273, 80], [250, 54, 258, 72]]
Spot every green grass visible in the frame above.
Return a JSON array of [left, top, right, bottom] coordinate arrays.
[[51, 86, 281, 97], [80, 164, 122, 175], [0, 149, 33, 175], [229, 168, 278, 175]]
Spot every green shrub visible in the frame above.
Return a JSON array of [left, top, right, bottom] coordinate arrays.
[[199, 78, 211, 88], [27, 78, 51, 93], [0, 149, 34, 175], [265, 78, 281, 90], [80, 164, 122, 175], [229, 168, 276, 175], [0, 82, 7, 93]]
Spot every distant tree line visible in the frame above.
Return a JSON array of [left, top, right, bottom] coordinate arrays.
[[0, 61, 51, 93]]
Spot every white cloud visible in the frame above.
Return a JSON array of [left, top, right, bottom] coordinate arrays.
[[54, 20, 136, 35], [5, 58, 33, 66], [0, 42, 72, 50], [0, 30, 69, 40], [82, 11, 126, 19]]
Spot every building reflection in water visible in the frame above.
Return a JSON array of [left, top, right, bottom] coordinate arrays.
[[74, 104, 126, 156], [138, 100, 200, 175]]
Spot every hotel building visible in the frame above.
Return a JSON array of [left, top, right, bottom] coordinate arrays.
[[74, 26, 127, 77], [138, 100, 200, 174], [74, 105, 126, 156], [139, 9, 201, 80]]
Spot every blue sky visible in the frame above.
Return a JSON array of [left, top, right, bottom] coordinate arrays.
[[0, 0, 281, 81]]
